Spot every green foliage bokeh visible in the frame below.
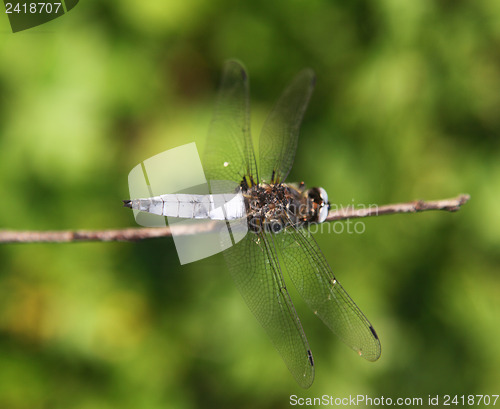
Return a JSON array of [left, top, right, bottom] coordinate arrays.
[[0, 1, 499, 408]]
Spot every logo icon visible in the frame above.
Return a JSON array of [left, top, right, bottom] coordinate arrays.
[[127, 143, 248, 265]]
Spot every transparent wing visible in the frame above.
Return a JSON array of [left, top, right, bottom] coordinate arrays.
[[203, 60, 258, 188], [276, 225, 381, 361], [259, 69, 315, 184], [223, 232, 315, 388]]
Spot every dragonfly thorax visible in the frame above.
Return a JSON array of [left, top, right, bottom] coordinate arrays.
[[244, 183, 330, 233]]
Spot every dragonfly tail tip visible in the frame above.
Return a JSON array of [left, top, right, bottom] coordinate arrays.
[[123, 200, 132, 208]]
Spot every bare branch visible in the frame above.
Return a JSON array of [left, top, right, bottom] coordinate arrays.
[[325, 193, 470, 221], [0, 194, 470, 244]]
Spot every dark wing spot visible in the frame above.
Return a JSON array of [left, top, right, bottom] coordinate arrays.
[[307, 350, 314, 366], [369, 325, 379, 340]]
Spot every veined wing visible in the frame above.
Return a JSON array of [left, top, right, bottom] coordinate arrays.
[[277, 225, 381, 361], [259, 69, 315, 184], [203, 60, 258, 189], [223, 232, 315, 388]]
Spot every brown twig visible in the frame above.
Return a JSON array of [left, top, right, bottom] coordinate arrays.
[[0, 194, 470, 244], [325, 193, 470, 221]]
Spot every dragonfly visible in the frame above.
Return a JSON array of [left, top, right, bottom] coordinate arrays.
[[124, 60, 381, 388]]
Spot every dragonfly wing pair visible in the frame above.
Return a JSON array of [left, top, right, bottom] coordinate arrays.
[[203, 60, 380, 388]]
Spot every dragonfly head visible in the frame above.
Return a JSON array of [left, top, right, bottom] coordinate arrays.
[[306, 187, 330, 223]]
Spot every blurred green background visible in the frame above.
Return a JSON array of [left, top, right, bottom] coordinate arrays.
[[1, 1, 499, 408]]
